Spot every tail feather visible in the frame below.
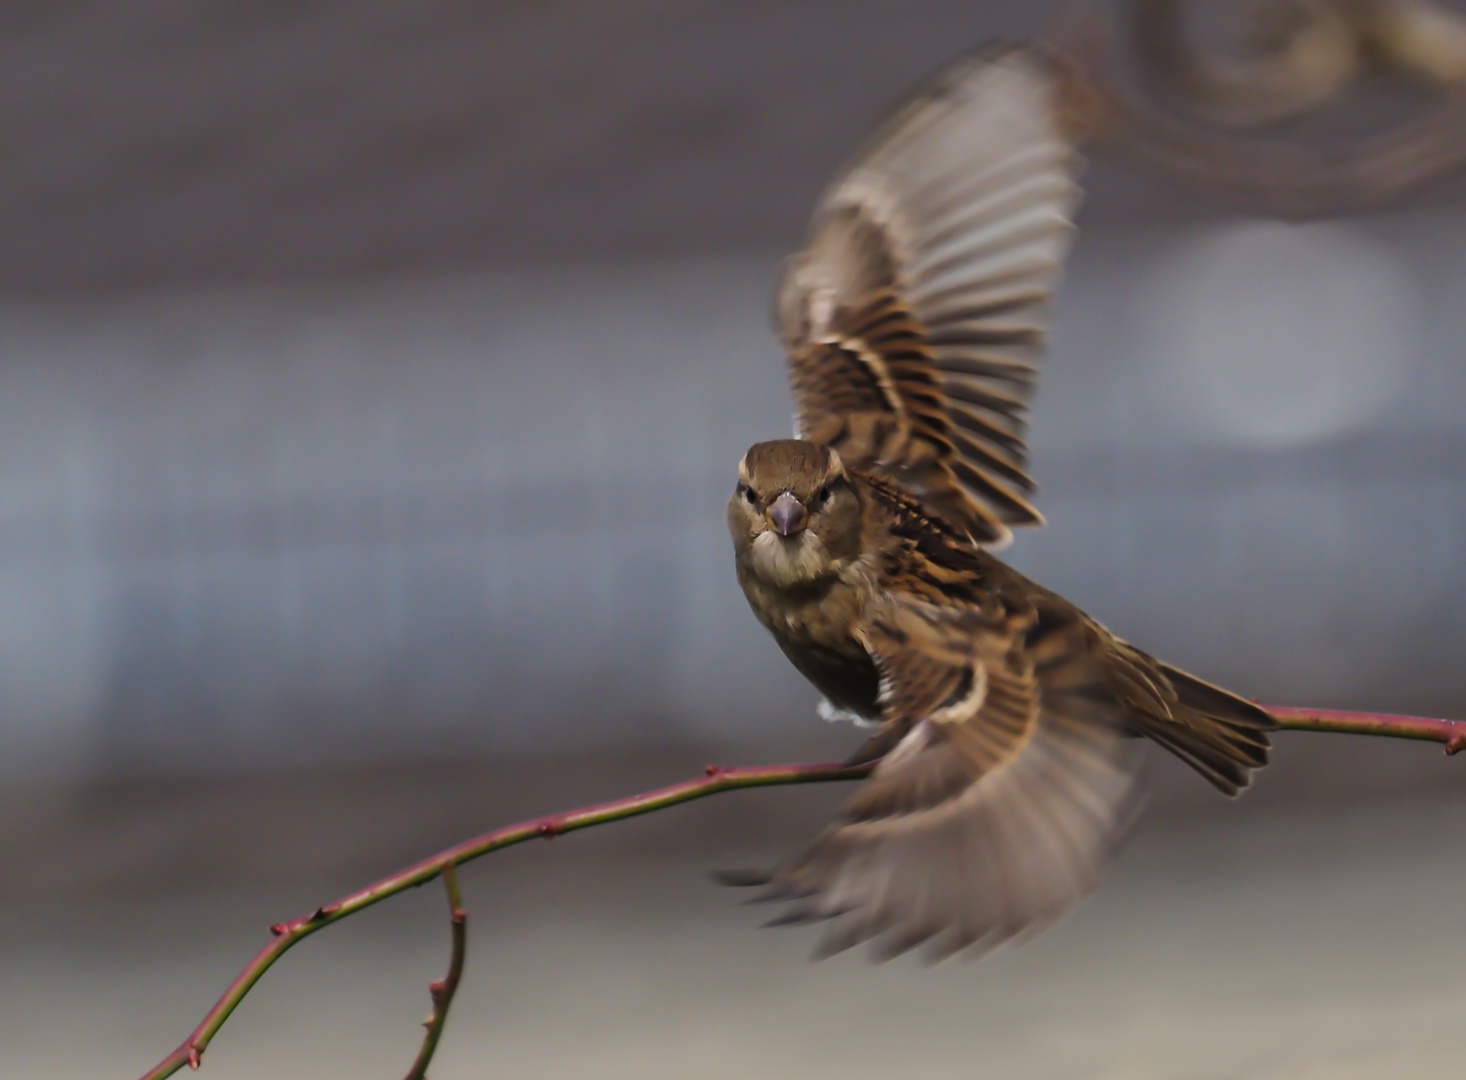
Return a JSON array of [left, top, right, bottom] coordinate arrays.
[[1140, 712, 1258, 796], [1163, 665, 1276, 731], [1144, 661, 1277, 797]]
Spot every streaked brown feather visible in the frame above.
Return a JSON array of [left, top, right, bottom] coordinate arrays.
[[743, 533, 1149, 961], [775, 44, 1084, 547]]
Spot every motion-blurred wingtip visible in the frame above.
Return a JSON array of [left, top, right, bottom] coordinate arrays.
[[711, 867, 773, 888]]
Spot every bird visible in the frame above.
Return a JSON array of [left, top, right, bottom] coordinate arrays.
[[722, 42, 1276, 962]]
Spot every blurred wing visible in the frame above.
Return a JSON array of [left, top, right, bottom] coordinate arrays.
[[755, 596, 1143, 962], [778, 44, 1084, 547]]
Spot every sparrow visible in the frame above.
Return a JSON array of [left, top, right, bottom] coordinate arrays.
[[723, 43, 1276, 961]]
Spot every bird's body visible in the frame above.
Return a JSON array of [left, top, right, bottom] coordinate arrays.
[[724, 43, 1276, 960], [731, 443, 1271, 787], [734, 463, 1038, 726]]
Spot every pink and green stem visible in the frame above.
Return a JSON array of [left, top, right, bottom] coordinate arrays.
[[135, 707, 1466, 1080]]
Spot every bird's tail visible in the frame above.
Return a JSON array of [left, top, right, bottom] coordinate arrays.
[[1109, 646, 1277, 797]]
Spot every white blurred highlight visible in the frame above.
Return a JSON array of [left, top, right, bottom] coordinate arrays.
[[1139, 220, 1420, 447]]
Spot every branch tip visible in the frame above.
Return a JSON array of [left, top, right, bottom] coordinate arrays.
[[400, 865, 469, 1080]]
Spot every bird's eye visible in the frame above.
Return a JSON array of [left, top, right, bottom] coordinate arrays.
[[740, 485, 757, 505], [811, 484, 833, 509]]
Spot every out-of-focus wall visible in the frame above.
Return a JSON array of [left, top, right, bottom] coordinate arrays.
[[1, 210, 1463, 781]]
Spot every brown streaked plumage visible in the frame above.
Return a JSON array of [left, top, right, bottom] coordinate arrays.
[[776, 42, 1087, 549], [725, 44, 1276, 961]]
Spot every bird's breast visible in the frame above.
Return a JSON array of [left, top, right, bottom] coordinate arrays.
[[737, 560, 868, 646], [736, 559, 882, 716]]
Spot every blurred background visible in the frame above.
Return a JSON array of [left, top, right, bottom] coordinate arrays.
[[5, 2, 1466, 1078]]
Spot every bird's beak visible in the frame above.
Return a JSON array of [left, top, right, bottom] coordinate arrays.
[[766, 492, 808, 537]]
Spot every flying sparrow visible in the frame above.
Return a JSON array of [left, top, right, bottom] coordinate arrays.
[[724, 44, 1275, 961]]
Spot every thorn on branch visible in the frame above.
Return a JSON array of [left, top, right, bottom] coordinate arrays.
[[705, 763, 725, 777], [269, 922, 289, 937], [537, 819, 561, 839], [187, 1048, 201, 1070]]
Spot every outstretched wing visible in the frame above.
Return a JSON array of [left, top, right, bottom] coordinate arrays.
[[750, 596, 1144, 962], [777, 44, 1084, 547]]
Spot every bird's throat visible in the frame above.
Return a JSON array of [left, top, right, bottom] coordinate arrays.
[[748, 530, 832, 588]]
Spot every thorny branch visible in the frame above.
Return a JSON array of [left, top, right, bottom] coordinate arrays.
[[133, 760, 871, 1080], [133, 706, 1466, 1080], [403, 865, 467, 1080]]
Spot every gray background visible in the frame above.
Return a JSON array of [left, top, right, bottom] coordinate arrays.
[[3, 206, 1464, 783], [2, 3, 1466, 1079]]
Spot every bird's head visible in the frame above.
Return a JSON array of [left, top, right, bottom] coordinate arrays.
[[727, 439, 863, 588]]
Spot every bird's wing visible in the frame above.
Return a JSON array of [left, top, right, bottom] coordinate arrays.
[[750, 595, 1144, 962], [777, 44, 1085, 547]]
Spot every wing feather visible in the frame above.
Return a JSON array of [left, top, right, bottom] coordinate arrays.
[[777, 45, 1085, 546], [748, 596, 1144, 961]]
